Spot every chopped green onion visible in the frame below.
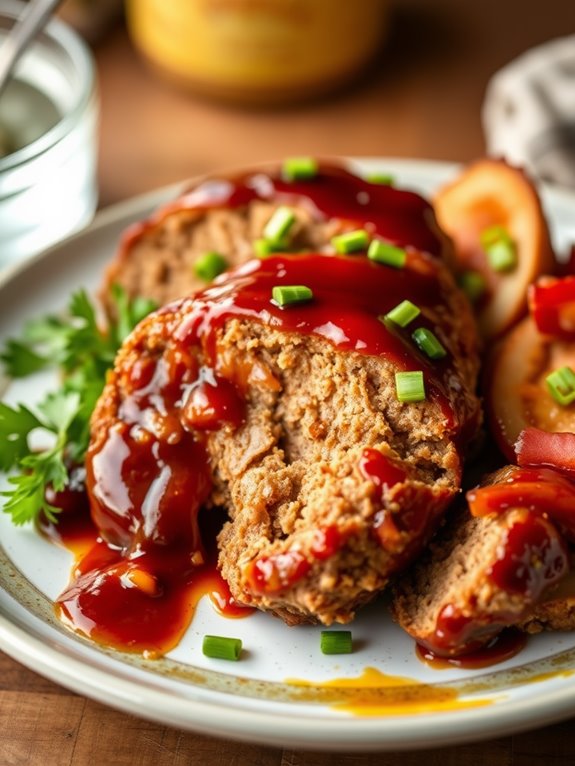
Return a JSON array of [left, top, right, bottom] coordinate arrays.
[[480, 225, 509, 248], [193, 251, 228, 282], [486, 240, 517, 272], [331, 229, 370, 254], [254, 238, 289, 258], [365, 172, 394, 186], [480, 225, 517, 272], [320, 630, 353, 655], [272, 285, 313, 307], [459, 270, 486, 302], [367, 240, 406, 268], [202, 635, 242, 661], [264, 206, 296, 245], [395, 371, 426, 403], [412, 327, 447, 360], [384, 300, 421, 328], [254, 239, 273, 258], [546, 366, 575, 406], [282, 156, 318, 181]]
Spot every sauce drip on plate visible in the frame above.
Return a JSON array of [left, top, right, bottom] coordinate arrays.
[[48, 166, 470, 657], [416, 629, 528, 670], [46, 495, 249, 656], [55, 248, 465, 654]]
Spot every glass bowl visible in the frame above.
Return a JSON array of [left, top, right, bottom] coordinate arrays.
[[0, 0, 98, 269]]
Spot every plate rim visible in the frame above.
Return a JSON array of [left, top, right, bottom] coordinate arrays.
[[2, 156, 575, 751]]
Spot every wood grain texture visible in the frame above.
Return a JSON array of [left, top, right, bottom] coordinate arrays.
[[2, 652, 575, 765], [95, 0, 575, 205], [3, 0, 575, 763]]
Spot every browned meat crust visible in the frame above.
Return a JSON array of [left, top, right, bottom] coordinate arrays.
[[103, 198, 340, 314], [100, 162, 452, 313], [391, 505, 572, 655], [88, 248, 481, 626]]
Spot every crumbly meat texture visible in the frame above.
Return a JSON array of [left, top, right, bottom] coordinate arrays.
[[391, 507, 573, 651], [101, 200, 341, 314], [89, 263, 481, 625], [518, 568, 575, 634]]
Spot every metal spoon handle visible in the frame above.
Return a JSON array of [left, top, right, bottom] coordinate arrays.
[[0, 0, 66, 96]]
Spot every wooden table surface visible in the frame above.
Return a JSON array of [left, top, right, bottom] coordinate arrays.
[[3, 1, 575, 764]]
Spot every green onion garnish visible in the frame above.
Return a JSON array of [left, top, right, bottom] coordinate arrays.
[[193, 251, 228, 282], [202, 635, 242, 661], [264, 206, 296, 245], [546, 366, 575, 406], [272, 285, 313, 307], [254, 239, 273, 258], [320, 630, 353, 655], [367, 240, 406, 268], [384, 300, 421, 328], [459, 270, 486, 302], [282, 156, 318, 181], [486, 240, 517, 272], [480, 225, 509, 248], [254, 238, 289, 258], [365, 172, 394, 186], [480, 225, 517, 272], [331, 229, 370, 254], [412, 327, 447, 360], [395, 371, 425, 403]]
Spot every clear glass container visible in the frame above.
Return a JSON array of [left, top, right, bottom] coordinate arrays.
[[0, 0, 98, 270]]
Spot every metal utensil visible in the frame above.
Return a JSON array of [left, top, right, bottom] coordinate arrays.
[[0, 0, 65, 97]]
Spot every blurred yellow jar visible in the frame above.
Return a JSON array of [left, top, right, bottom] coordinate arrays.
[[125, 0, 389, 104]]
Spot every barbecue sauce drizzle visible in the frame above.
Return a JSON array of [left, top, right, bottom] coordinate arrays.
[[50, 166, 473, 656], [122, 163, 444, 259], [420, 467, 573, 660]]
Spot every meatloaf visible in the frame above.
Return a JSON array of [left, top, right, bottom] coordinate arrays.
[[101, 161, 451, 312], [86, 246, 481, 626], [392, 465, 575, 655]]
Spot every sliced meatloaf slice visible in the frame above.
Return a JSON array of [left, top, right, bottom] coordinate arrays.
[[86, 250, 481, 626], [100, 161, 450, 313], [392, 466, 574, 655]]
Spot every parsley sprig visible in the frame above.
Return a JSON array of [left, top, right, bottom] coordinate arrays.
[[0, 286, 156, 526]]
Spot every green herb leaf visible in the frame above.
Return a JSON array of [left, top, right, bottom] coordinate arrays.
[[0, 285, 157, 527], [2, 471, 57, 526], [0, 402, 42, 471], [38, 391, 81, 433], [0, 340, 50, 377]]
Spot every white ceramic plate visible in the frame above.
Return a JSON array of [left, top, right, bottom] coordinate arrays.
[[2, 159, 575, 752]]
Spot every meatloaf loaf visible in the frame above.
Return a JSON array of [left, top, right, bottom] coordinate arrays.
[[101, 161, 451, 312], [86, 244, 481, 626], [392, 465, 575, 655]]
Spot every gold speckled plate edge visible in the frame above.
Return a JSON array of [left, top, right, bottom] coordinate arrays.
[[1, 158, 575, 750]]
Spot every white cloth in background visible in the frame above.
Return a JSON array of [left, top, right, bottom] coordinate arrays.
[[483, 36, 575, 188]]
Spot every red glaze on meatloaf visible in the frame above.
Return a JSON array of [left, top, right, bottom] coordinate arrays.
[[101, 161, 452, 312], [392, 466, 575, 656], [80, 247, 480, 631]]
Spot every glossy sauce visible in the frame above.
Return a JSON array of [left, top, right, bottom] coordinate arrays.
[[174, 254, 459, 425], [360, 448, 407, 553], [75, 251, 462, 649], [416, 629, 528, 669], [359, 448, 407, 502], [59, 170, 465, 655], [423, 514, 569, 657], [122, 164, 444, 259], [468, 466, 575, 541], [46, 484, 251, 655], [422, 467, 573, 658]]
